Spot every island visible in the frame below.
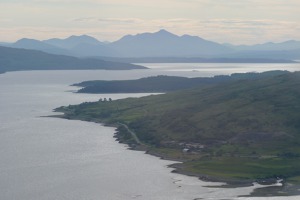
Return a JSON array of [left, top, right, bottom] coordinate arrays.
[[55, 71, 300, 194]]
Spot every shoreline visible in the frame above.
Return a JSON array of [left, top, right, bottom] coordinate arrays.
[[50, 113, 300, 197], [113, 126, 300, 197]]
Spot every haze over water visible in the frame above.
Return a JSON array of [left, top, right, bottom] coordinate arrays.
[[1, 64, 300, 200]]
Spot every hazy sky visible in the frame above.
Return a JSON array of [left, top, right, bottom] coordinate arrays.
[[0, 0, 299, 44]]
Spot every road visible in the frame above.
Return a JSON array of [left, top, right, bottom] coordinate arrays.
[[118, 123, 143, 145]]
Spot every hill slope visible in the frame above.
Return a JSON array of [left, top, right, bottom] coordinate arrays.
[[43, 35, 103, 49], [0, 46, 146, 72], [12, 38, 72, 55], [44, 35, 117, 57], [57, 71, 300, 182]]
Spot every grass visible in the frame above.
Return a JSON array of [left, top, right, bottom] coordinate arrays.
[[181, 157, 300, 180]]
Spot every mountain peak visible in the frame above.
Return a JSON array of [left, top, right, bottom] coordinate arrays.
[[66, 35, 99, 42], [116, 29, 177, 42], [13, 38, 58, 51], [67, 34, 92, 39], [14, 38, 50, 46], [16, 38, 39, 43], [157, 29, 170, 34], [44, 34, 102, 49], [154, 29, 177, 37]]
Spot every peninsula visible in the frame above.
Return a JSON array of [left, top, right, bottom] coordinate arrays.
[[55, 71, 300, 189], [73, 71, 289, 93]]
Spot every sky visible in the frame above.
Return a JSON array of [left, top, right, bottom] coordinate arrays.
[[0, 0, 299, 44]]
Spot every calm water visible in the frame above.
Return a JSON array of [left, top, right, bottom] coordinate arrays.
[[0, 64, 299, 200], [137, 62, 300, 76]]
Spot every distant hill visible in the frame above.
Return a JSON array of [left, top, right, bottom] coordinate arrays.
[[14, 38, 57, 50], [12, 38, 71, 55], [223, 40, 300, 60], [0, 46, 146, 73], [98, 56, 296, 63], [43, 35, 117, 57], [43, 35, 103, 49], [226, 40, 300, 51], [57, 71, 300, 182]]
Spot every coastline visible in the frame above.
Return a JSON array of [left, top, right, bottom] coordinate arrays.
[[115, 125, 300, 197], [109, 123, 300, 197], [50, 112, 300, 197]]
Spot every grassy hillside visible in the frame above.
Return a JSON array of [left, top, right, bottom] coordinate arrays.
[[56, 71, 300, 182]]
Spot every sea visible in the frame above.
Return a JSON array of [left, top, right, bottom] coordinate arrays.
[[0, 63, 299, 200]]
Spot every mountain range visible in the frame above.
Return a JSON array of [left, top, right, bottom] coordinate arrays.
[[1, 29, 300, 60]]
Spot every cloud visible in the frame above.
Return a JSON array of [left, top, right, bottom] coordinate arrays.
[[1, 0, 300, 44], [0, 18, 12, 22], [72, 17, 143, 24]]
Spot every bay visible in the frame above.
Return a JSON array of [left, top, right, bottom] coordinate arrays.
[[0, 65, 299, 200]]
